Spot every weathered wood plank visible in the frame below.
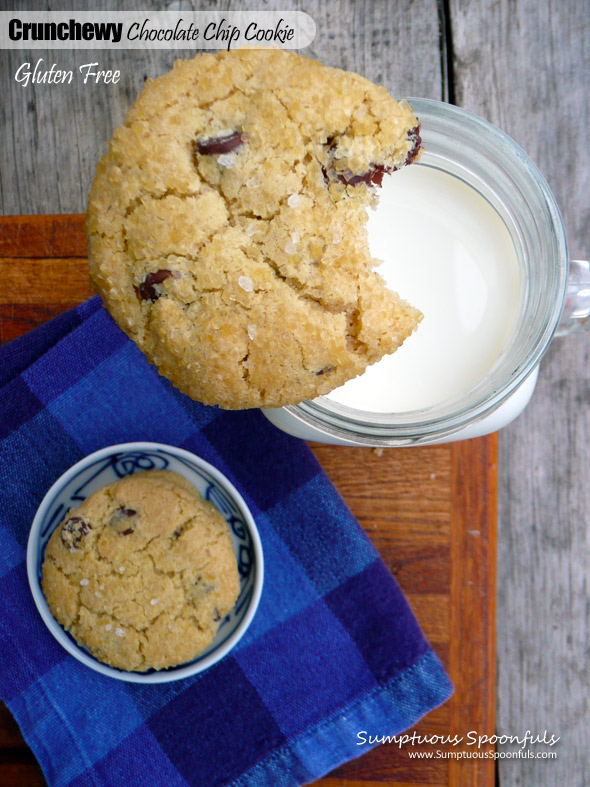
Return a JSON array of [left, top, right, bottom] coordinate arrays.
[[450, 1, 590, 784]]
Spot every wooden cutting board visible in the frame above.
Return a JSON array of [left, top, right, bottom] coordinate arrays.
[[0, 215, 496, 787]]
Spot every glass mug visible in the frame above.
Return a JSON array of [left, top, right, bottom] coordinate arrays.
[[262, 98, 590, 446]]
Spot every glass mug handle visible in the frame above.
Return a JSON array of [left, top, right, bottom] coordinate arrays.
[[555, 259, 590, 336]]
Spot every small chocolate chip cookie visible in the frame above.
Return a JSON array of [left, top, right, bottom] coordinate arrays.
[[87, 49, 422, 409], [41, 470, 240, 672]]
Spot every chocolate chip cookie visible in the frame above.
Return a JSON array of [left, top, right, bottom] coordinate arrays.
[[87, 49, 422, 409], [41, 470, 240, 672]]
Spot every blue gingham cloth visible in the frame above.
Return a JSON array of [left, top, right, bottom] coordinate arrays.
[[0, 297, 452, 787]]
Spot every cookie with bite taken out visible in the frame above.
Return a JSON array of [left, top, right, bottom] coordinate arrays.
[[87, 49, 422, 409]]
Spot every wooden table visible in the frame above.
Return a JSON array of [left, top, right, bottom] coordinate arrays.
[[0, 214, 496, 785], [1, 3, 588, 785]]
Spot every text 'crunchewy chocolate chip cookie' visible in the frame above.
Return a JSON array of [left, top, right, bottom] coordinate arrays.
[[87, 49, 423, 409]]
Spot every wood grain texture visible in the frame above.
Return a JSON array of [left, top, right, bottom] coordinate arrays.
[[449, 439, 497, 787], [0, 213, 497, 786], [0, 215, 86, 258], [449, 2, 590, 784]]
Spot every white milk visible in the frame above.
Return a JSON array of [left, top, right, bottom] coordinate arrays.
[[326, 165, 520, 413]]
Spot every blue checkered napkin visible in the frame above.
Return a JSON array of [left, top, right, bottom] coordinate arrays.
[[0, 298, 453, 787]]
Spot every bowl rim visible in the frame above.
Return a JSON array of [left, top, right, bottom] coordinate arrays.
[[27, 441, 264, 684]]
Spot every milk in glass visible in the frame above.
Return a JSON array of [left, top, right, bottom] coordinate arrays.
[[327, 165, 520, 413]]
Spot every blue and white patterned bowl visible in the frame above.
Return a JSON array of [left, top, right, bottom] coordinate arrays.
[[27, 442, 263, 683]]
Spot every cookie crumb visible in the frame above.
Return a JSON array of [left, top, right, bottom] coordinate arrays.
[[372, 447, 384, 456]]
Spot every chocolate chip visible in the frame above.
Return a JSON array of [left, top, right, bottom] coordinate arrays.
[[337, 165, 389, 187], [324, 135, 338, 151], [403, 124, 422, 167], [213, 608, 221, 622], [109, 506, 139, 535], [171, 521, 193, 542], [321, 159, 390, 189], [195, 131, 246, 156], [322, 123, 421, 189], [322, 133, 390, 188], [139, 270, 173, 301], [61, 516, 92, 549], [315, 365, 335, 376], [387, 124, 422, 173], [343, 127, 421, 182]]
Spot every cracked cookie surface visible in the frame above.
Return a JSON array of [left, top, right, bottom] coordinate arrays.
[[87, 49, 423, 409], [41, 470, 240, 672]]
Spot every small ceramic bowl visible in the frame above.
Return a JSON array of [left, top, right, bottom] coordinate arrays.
[[27, 442, 263, 683]]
